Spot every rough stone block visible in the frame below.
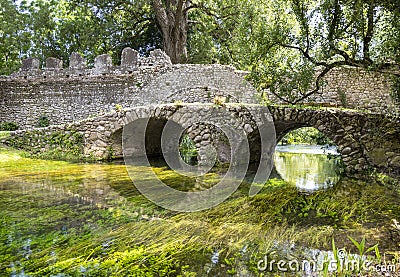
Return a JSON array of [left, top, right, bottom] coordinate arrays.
[[21, 58, 40, 70], [94, 54, 112, 69], [150, 49, 172, 66], [69, 52, 87, 69], [121, 47, 138, 69], [93, 54, 113, 74], [46, 57, 63, 69]]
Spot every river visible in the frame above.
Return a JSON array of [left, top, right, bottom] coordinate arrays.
[[0, 145, 399, 276]]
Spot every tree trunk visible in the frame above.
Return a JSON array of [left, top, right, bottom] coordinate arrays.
[[153, 0, 190, 64]]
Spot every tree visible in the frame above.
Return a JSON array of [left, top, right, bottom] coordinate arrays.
[[0, 0, 31, 75], [245, 0, 400, 104], [152, 0, 191, 63]]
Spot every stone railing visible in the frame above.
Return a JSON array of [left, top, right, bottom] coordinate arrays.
[[4, 48, 172, 80]]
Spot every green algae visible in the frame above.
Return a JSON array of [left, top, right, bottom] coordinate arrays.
[[0, 147, 399, 276]]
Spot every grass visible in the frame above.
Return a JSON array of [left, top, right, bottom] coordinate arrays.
[[0, 131, 10, 140]]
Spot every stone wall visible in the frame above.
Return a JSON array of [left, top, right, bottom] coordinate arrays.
[[2, 50, 398, 130], [266, 66, 399, 115], [0, 48, 258, 129]]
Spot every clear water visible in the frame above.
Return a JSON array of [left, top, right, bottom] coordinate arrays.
[[1, 146, 399, 276], [274, 144, 341, 192]]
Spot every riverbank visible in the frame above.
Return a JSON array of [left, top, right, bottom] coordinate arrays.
[[0, 147, 399, 276]]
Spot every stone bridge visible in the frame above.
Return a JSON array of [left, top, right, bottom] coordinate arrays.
[[1, 48, 400, 176], [5, 103, 400, 176]]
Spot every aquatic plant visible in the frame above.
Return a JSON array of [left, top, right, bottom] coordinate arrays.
[[0, 147, 399, 276]]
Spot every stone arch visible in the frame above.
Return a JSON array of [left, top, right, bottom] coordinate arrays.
[[273, 121, 309, 143], [267, 106, 377, 173], [108, 105, 200, 162], [109, 118, 173, 159], [269, 107, 345, 155]]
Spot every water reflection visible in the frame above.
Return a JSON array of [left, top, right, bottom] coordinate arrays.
[[274, 145, 341, 192]]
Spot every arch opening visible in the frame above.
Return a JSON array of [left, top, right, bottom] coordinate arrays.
[[111, 117, 204, 166], [179, 134, 198, 165], [274, 126, 343, 192]]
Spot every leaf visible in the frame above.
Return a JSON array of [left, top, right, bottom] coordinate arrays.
[[347, 235, 361, 253]]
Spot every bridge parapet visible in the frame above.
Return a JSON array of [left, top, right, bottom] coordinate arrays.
[[7, 48, 172, 80]]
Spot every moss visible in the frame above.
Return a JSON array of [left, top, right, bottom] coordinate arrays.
[[0, 122, 19, 131], [6, 129, 88, 162]]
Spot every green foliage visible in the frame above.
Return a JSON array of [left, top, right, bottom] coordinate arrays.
[[0, 0, 161, 74], [36, 115, 50, 128], [6, 129, 86, 161], [237, 0, 399, 104], [106, 146, 115, 161], [212, 96, 226, 107], [179, 135, 198, 164], [114, 104, 123, 112], [280, 127, 334, 145], [347, 236, 379, 257], [1, 0, 398, 101], [331, 238, 343, 273], [0, 121, 18, 131], [0, 131, 10, 140], [390, 75, 400, 105]]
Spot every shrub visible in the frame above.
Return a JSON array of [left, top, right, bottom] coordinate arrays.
[[37, 115, 50, 128], [0, 122, 19, 131]]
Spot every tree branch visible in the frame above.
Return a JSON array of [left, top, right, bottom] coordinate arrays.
[[363, 2, 375, 64]]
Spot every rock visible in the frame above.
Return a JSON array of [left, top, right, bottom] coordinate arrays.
[[342, 147, 352, 155], [354, 164, 364, 171], [244, 124, 253, 133], [200, 140, 209, 146], [69, 52, 87, 69], [390, 156, 400, 167], [94, 54, 113, 73], [149, 49, 172, 66], [45, 57, 63, 69], [368, 148, 387, 166], [96, 125, 105, 132], [95, 140, 108, 148], [121, 47, 138, 69], [21, 58, 40, 70], [357, 158, 366, 164]]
